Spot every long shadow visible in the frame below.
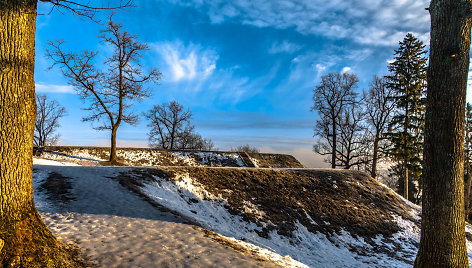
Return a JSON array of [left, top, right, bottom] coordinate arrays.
[[33, 165, 191, 225], [43, 151, 102, 162]]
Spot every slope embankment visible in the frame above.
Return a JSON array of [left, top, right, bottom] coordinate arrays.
[[35, 146, 303, 168], [114, 166, 448, 267]]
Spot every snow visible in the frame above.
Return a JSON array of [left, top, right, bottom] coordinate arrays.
[[138, 172, 434, 267], [33, 157, 80, 166], [32, 157, 472, 267], [33, 160, 279, 267], [39, 148, 249, 167]]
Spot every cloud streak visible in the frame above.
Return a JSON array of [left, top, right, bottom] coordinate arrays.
[[172, 0, 430, 46], [197, 112, 313, 130], [269, 40, 302, 54], [35, 83, 75, 94], [153, 41, 218, 82]]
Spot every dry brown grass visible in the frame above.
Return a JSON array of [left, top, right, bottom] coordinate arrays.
[[40, 146, 305, 168], [118, 167, 414, 240]]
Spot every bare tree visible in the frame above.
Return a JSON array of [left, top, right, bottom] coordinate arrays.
[[34, 94, 66, 147], [311, 72, 358, 168], [47, 16, 160, 162], [336, 102, 369, 169], [178, 128, 215, 151], [231, 144, 260, 153], [39, 0, 133, 22], [146, 101, 193, 150], [0, 1, 132, 266], [364, 75, 396, 178], [415, 0, 471, 266]]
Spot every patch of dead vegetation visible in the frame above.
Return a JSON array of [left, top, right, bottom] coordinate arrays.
[[116, 167, 420, 263], [120, 167, 414, 240], [38, 172, 76, 205], [39, 146, 305, 168], [248, 153, 304, 168]]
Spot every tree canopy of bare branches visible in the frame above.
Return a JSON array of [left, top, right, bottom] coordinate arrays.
[[312, 72, 358, 168], [38, 0, 133, 22], [230, 144, 260, 154], [336, 102, 369, 169], [47, 16, 160, 162], [145, 101, 213, 150], [364, 75, 396, 178], [34, 94, 66, 147]]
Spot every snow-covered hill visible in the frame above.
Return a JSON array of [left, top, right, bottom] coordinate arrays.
[[35, 146, 304, 168], [33, 158, 472, 267]]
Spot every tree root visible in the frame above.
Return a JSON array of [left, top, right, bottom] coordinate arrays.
[[1, 208, 91, 267]]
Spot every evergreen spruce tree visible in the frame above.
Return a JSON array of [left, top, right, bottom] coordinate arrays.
[[386, 33, 427, 201]]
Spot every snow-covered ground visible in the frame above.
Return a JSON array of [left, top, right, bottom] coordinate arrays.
[[33, 158, 280, 267], [33, 158, 472, 267], [39, 149, 248, 167], [138, 173, 420, 267]]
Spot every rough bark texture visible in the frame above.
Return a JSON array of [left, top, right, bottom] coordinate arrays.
[[414, 0, 472, 266], [0, 1, 80, 266], [110, 126, 118, 162], [404, 165, 409, 200], [371, 137, 379, 178], [331, 121, 336, 169], [403, 108, 409, 200]]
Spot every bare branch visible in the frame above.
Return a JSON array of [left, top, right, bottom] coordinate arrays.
[[39, 0, 134, 22]]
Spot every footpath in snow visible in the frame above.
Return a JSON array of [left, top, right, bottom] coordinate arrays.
[[33, 158, 279, 268]]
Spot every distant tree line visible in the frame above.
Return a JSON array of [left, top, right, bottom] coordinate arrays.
[[230, 144, 260, 153], [312, 33, 427, 204], [145, 100, 214, 151]]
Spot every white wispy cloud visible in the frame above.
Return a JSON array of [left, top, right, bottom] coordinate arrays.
[[152, 41, 218, 83], [269, 40, 302, 54], [342, 66, 352, 74], [35, 83, 75, 93], [173, 0, 430, 46], [151, 40, 280, 105]]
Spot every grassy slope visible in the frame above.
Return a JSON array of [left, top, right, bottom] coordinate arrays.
[[118, 167, 415, 241]]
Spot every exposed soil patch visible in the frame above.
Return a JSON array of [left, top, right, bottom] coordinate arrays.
[[39, 172, 76, 205]]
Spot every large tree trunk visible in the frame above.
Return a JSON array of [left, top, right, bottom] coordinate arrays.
[[414, 0, 472, 266], [404, 165, 409, 201], [110, 126, 118, 162], [371, 135, 379, 178], [331, 120, 336, 169], [0, 1, 76, 266], [464, 171, 472, 220], [403, 104, 409, 200]]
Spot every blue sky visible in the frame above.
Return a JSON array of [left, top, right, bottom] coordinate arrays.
[[34, 0, 468, 167]]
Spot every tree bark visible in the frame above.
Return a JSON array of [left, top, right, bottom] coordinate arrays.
[[110, 126, 118, 162], [0, 2, 82, 266], [331, 119, 336, 169], [414, 0, 472, 266], [0, 1, 69, 266], [465, 171, 472, 220], [371, 135, 379, 178], [0, 0, 37, 225], [404, 165, 409, 201], [403, 102, 410, 200]]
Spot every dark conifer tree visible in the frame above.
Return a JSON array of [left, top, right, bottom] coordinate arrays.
[[385, 33, 427, 201]]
